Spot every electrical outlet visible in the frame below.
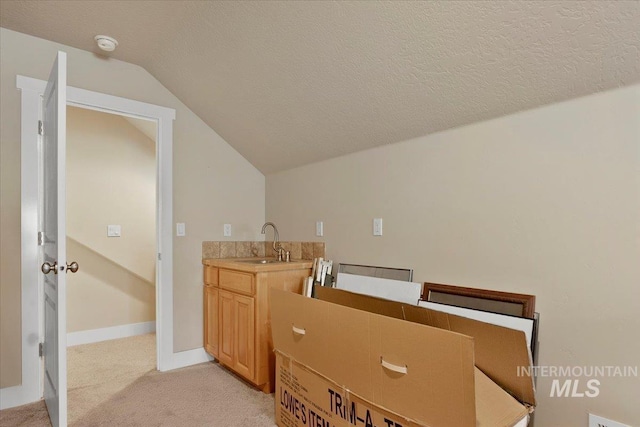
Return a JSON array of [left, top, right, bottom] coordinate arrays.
[[107, 225, 121, 237], [223, 224, 232, 237], [589, 414, 631, 427], [316, 221, 323, 237], [373, 218, 383, 236]]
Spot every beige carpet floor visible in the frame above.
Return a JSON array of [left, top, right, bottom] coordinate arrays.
[[0, 334, 276, 426]]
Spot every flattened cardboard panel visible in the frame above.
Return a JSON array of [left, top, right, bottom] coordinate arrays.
[[448, 315, 535, 406], [323, 300, 376, 401], [403, 304, 535, 406], [275, 353, 425, 427], [270, 289, 331, 375], [474, 367, 529, 427], [401, 303, 451, 329], [369, 312, 476, 427], [315, 286, 405, 319], [419, 301, 535, 353]]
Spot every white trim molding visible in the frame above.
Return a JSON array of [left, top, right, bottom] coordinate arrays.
[[166, 348, 214, 371], [5, 73, 185, 410], [67, 322, 157, 347]]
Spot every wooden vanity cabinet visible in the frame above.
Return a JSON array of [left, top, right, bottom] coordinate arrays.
[[203, 267, 219, 357], [203, 262, 311, 393]]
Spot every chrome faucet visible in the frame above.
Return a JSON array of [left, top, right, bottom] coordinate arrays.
[[261, 222, 285, 261]]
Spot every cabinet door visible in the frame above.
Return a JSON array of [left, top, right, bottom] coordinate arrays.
[[218, 290, 234, 366], [233, 294, 255, 381], [203, 286, 219, 358]]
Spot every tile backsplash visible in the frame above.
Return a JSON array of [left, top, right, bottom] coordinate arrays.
[[203, 241, 325, 260]]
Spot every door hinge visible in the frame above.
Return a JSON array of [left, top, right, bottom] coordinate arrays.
[[38, 231, 44, 246], [158, 253, 161, 261], [39, 342, 43, 357], [38, 120, 44, 136]]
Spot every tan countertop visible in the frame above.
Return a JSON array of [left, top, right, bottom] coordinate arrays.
[[202, 257, 313, 273]]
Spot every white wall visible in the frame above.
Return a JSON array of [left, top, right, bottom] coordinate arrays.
[[66, 106, 156, 332], [0, 28, 265, 389], [266, 85, 640, 426]]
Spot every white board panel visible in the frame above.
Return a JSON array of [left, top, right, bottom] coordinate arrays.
[[419, 300, 535, 353], [513, 415, 529, 427], [336, 273, 422, 305]]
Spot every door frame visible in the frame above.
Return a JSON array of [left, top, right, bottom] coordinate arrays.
[[5, 75, 178, 409]]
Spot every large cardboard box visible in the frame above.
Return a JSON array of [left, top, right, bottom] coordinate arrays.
[[270, 287, 535, 427]]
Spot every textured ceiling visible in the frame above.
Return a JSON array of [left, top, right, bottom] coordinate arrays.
[[2, 1, 639, 173]]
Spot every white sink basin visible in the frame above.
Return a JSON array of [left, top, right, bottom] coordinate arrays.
[[237, 258, 282, 264]]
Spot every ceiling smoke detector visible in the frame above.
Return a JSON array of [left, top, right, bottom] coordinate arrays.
[[94, 35, 118, 52]]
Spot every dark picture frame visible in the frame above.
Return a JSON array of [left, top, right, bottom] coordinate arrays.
[[421, 282, 536, 319]]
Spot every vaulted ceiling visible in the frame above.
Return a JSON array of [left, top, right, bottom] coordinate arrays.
[[2, 1, 639, 173]]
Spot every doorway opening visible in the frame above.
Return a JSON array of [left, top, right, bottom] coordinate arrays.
[[64, 106, 158, 421], [65, 106, 157, 347]]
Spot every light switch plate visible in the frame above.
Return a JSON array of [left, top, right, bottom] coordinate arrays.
[[316, 221, 323, 237], [223, 224, 232, 237], [589, 414, 631, 427], [107, 225, 121, 237], [176, 223, 185, 237], [373, 218, 383, 236]]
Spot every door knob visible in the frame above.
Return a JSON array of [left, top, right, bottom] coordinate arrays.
[[41, 262, 58, 275], [66, 261, 79, 273]]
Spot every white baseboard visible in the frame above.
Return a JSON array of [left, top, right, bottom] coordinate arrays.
[[163, 347, 214, 371], [0, 383, 41, 410], [67, 321, 156, 347]]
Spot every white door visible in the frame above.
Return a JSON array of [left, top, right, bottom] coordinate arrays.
[[40, 51, 69, 427]]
